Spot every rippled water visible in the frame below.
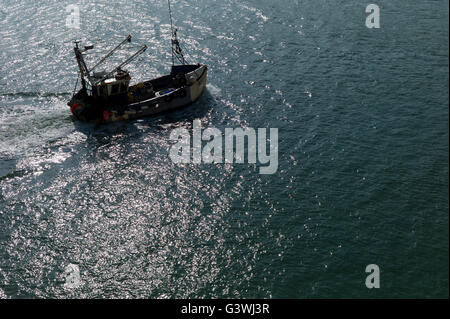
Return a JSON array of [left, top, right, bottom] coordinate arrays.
[[0, 0, 448, 298]]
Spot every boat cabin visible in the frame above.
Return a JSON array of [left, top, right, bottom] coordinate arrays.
[[92, 71, 131, 99]]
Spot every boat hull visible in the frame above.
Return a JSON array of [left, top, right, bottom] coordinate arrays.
[[68, 64, 207, 123]]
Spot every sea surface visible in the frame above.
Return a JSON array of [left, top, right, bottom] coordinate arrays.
[[0, 0, 448, 298]]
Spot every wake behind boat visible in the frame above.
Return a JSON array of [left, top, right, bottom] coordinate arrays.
[[68, 1, 207, 123]]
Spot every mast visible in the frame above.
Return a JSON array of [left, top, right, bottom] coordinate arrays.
[[73, 41, 92, 92], [167, 0, 186, 66], [168, 0, 175, 65]]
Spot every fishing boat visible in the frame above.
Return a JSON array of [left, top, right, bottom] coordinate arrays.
[[68, 1, 207, 123]]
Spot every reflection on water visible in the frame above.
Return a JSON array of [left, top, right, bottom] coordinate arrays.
[[0, 0, 449, 298]]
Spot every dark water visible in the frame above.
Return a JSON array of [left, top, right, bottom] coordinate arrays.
[[0, 0, 448, 298]]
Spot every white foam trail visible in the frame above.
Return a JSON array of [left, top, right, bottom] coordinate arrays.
[[207, 84, 222, 95]]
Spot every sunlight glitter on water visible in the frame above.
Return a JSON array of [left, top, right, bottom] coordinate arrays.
[[0, 0, 448, 298]]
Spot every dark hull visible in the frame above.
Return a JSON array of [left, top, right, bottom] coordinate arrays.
[[68, 64, 207, 123]]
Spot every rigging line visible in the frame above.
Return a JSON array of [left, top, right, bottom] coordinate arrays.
[[173, 50, 185, 65], [72, 74, 80, 97], [168, 0, 175, 65], [168, 0, 189, 65], [179, 42, 193, 64]]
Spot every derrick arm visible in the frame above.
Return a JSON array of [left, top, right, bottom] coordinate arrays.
[[90, 35, 132, 72], [93, 45, 148, 85]]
